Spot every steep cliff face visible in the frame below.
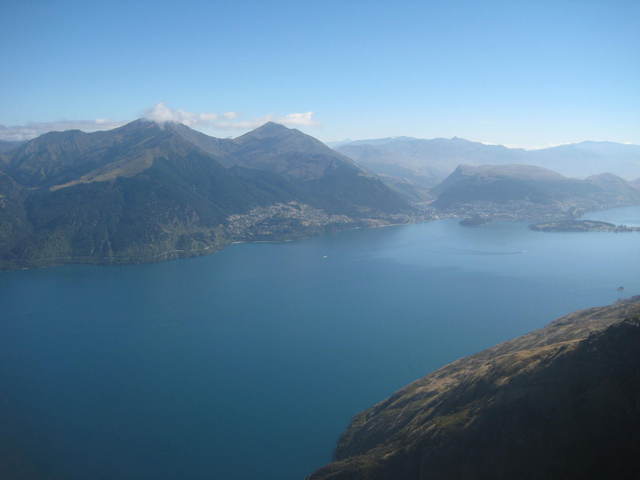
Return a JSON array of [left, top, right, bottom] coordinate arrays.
[[310, 297, 640, 480]]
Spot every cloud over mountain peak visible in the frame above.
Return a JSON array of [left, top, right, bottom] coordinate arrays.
[[0, 104, 319, 141], [143, 102, 317, 130]]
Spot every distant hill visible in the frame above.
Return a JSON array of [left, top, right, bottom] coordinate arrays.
[[584, 172, 640, 206], [337, 138, 640, 193], [310, 296, 640, 480], [0, 120, 411, 269], [528, 141, 640, 179], [430, 164, 640, 218], [338, 137, 521, 195]]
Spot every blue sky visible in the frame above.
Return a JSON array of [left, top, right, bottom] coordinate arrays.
[[0, 0, 638, 147]]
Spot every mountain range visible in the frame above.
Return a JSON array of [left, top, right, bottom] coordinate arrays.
[[310, 296, 640, 479], [337, 137, 640, 199], [2, 121, 640, 270], [0, 120, 411, 269]]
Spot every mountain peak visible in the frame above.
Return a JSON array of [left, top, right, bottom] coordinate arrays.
[[260, 121, 289, 130], [238, 122, 293, 141], [115, 118, 166, 133], [112, 118, 204, 141]]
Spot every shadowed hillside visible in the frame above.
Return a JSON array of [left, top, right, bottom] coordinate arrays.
[[310, 297, 640, 480], [0, 121, 412, 269]]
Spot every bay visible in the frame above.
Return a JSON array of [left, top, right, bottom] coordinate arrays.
[[1, 207, 639, 479]]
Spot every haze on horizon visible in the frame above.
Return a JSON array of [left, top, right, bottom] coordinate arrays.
[[0, 0, 638, 148]]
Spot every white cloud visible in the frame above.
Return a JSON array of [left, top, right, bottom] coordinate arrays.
[[144, 103, 318, 130], [277, 111, 316, 126], [0, 104, 319, 141], [143, 102, 220, 126]]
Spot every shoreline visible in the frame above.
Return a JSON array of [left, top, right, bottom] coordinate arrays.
[[4, 204, 639, 272]]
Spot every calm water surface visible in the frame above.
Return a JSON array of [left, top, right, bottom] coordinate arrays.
[[2, 207, 639, 479]]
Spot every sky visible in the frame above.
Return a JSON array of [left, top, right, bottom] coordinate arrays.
[[0, 0, 638, 148]]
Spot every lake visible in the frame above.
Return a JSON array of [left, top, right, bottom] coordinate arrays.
[[1, 206, 639, 479]]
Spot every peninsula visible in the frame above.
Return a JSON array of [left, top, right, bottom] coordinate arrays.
[[529, 219, 640, 232]]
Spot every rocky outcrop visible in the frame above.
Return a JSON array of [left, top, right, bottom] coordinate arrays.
[[310, 297, 640, 480]]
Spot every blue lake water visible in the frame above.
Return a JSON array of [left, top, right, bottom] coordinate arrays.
[[1, 206, 639, 479]]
